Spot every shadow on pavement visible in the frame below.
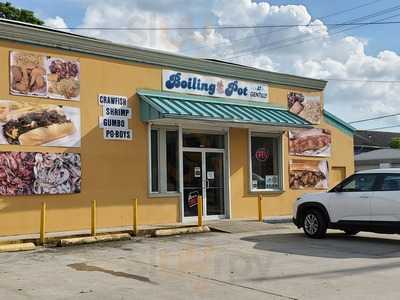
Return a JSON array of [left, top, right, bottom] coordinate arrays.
[[247, 259, 400, 283], [241, 232, 400, 259]]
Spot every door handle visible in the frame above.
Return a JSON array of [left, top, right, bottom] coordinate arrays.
[[360, 195, 369, 198], [206, 180, 210, 189]]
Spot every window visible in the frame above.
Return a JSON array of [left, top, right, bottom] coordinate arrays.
[[340, 174, 378, 192], [183, 133, 224, 148], [151, 130, 159, 192], [250, 133, 282, 191], [380, 174, 400, 191], [166, 131, 178, 191], [150, 127, 179, 194]]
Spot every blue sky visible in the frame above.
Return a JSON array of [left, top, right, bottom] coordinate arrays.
[[10, 0, 400, 56], [6, 0, 400, 131], [267, 0, 400, 56]]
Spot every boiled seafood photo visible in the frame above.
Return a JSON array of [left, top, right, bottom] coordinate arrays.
[[9, 51, 80, 100], [288, 92, 322, 124], [0, 151, 81, 196], [0, 152, 36, 196], [33, 153, 81, 195], [47, 57, 80, 100], [10, 52, 47, 97], [289, 128, 331, 157], [289, 159, 328, 189], [0, 100, 80, 147]]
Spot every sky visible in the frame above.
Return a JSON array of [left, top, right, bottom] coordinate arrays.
[[8, 0, 400, 132]]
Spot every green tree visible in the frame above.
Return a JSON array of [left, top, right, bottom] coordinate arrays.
[[390, 137, 400, 149], [0, 2, 43, 25]]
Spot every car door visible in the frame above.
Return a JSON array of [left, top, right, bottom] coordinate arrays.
[[328, 173, 379, 223], [370, 173, 400, 222]]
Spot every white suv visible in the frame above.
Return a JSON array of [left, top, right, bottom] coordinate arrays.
[[293, 169, 400, 238]]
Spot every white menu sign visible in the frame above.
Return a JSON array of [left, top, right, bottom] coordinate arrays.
[[98, 94, 133, 141]]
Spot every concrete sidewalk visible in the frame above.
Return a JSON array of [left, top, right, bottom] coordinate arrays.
[[0, 217, 292, 244]]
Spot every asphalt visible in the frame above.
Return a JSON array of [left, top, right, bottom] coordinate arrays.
[[1, 224, 400, 299]]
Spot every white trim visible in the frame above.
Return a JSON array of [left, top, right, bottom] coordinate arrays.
[[148, 192, 180, 198], [147, 122, 153, 194], [150, 118, 295, 132], [148, 125, 180, 196], [182, 147, 225, 153], [178, 125, 183, 222], [226, 127, 232, 219], [182, 215, 225, 223], [281, 131, 286, 192], [159, 128, 167, 193], [248, 130, 284, 193], [182, 128, 226, 135]]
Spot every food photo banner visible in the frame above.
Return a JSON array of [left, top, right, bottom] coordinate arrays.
[[289, 159, 328, 190], [0, 100, 80, 147], [163, 69, 269, 102], [288, 92, 321, 124], [0, 152, 81, 196], [289, 128, 331, 157], [10, 51, 80, 100]]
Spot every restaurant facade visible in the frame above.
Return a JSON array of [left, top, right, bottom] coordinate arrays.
[[0, 19, 355, 236]]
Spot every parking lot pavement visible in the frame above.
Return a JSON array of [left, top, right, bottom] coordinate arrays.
[[2, 225, 400, 300]]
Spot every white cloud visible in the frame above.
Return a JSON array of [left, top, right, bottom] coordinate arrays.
[[45, 16, 70, 32], [74, 0, 400, 130]]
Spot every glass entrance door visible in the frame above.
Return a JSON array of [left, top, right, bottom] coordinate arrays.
[[205, 152, 225, 216], [183, 151, 203, 217], [182, 150, 225, 219]]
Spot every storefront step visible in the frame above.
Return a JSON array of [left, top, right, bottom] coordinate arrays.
[[208, 220, 291, 234], [59, 233, 131, 247], [154, 226, 210, 237]]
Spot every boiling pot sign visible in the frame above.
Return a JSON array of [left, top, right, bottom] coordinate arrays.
[[98, 94, 133, 141]]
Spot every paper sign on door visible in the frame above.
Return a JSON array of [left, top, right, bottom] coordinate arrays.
[[188, 191, 199, 208], [207, 171, 215, 180], [194, 167, 201, 178]]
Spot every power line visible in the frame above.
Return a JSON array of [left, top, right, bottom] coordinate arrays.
[[226, 4, 400, 58], [314, 0, 385, 20], [325, 79, 400, 83], [227, 11, 400, 59], [366, 124, 400, 130], [180, 0, 384, 55], [225, 4, 400, 60], [349, 113, 400, 124], [54, 20, 400, 31]]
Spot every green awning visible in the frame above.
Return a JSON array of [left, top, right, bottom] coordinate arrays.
[[138, 89, 311, 128]]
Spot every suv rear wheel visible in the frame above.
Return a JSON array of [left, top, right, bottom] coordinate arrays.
[[303, 209, 327, 238]]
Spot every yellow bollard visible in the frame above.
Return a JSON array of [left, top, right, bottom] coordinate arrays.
[[40, 202, 46, 245], [197, 195, 203, 227], [258, 194, 263, 222], [91, 200, 96, 236], [133, 198, 138, 236]]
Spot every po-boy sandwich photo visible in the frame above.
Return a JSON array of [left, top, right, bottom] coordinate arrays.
[[0, 101, 80, 147]]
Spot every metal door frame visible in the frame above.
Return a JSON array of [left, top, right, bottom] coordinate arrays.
[[181, 147, 226, 222]]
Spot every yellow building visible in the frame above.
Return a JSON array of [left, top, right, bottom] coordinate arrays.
[[0, 19, 354, 237]]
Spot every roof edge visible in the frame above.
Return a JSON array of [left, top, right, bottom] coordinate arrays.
[[0, 19, 327, 91], [323, 110, 355, 136]]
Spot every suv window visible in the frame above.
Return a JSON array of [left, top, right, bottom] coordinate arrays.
[[379, 174, 400, 191], [340, 174, 379, 192]]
